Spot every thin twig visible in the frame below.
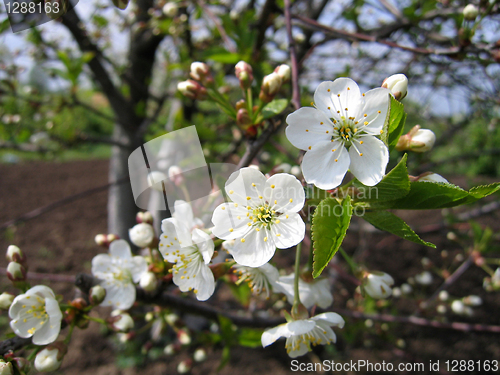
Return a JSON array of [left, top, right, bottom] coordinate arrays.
[[199, 0, 236, 53], [237, 120, 282, 168], [0, 269, 75, 283]]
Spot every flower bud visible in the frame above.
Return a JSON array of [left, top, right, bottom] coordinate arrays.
[[395, 125, 436, 153], [463, 4, 478, 21], [6, 262, 26, 282], [190, 62, 213, 85], [6, 245, 25, 265], [164, 343, 177, 355], [290, 165, 301, 178], [140, 272, 158, 292], [415, 172, 448, 184], [11, 357, 30, 373], [259, 72, 282, 103], [177, 329, 191, 345], [163, 2, 178, 17], [34, 343, 67, 372], [415, 271, 433, 285], [235, 99, 247, 110], [381, 73, 408, 101], [165, 313, 179, 326], [177, 359, 192, 374], [463, 295, 482, 306], [451, 300, 473, 316], [235, 61, 254, 90], [361, 271, 394, 299], [148, 170, 168, 192], [129, 223, 155, 248], [177, 80, 207, 100], [0, 360, 13, 375], [89, 285, 106, 305], [438, 290, 449, 301], [193, 348, 207, 362], [136, 211, 154, 224], [106, 234, 119, 244], [110, 310, 134, 332], [236, 108, 251, 127], [0, 292, 14, 310], [94, 234, 108, 247], [274, 64, 291, 83], [168, 166, 184, 187]]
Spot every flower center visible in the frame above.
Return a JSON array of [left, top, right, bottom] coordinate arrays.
[[113, 269, 132, 283], [249, 204, 279, 229], [332, 116, 360, 147]]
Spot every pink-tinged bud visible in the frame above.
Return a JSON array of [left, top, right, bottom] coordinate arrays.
[[274, 64, 291, 83], [168, 166, 184, 187], [94, 234, 108, 247], [259, 72, 282, 103], [136, 211, 154, 224], [106, 234, 120, 244], [177, 329, 191, 345], [89, 285, 106, 305], [235, 99, 247, 111], [6, 245, 25, 265], [235, 61, 254, 89], [382, 74, 408, 101], [395, 125, 436, 153], [109, 310, 134, 332], [236, 108, 251, 127], [177, 359, 192, 374], [7, 262, 26, 282], [34, 342, 67, 372], [177, 80, 207, 100], [190, 62, 213, 85], [463, 4, 478, 21], [0, 359, 13, 375]]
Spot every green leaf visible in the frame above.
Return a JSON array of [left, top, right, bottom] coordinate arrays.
[[207, 52, 241, 64], [363, 210, 435, 248], [261, 99, 289, 119], [312, 196, 353, 278], [387, 96, 406, 152], [354, 154, 410, 202], [468, 183, 500, 199], [238, 328, 264, 348]]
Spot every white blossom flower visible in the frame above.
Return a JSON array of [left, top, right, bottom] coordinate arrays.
[[159, 202, 215, 301], [286, 78, 390, 189], [212, 168, 305, 267], [274, 274, 333, 309], [193, 348, 207, 362], [261, 312, 344, 358], [451, 300, 473, 316], [415, 271, 433, 285], [110, 310, 134, 332], [233, 263, 280, 298], [129, 223, 155, 248], [9, 285, 62, 345], [361, 271, 394, 299], [463, 295, 482, 306], [91, 239, 148, 309], [34, 346, 64, 372]]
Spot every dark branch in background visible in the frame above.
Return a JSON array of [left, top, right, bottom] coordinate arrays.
[[199, 0, 236, 53], [284, 0, 301, 110], [252, 0, 277, 62], [237, 120, 283, 168], [0, 177, 128, 231]]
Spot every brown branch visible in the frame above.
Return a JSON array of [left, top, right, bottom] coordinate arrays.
[[284, 0, 300, 110], [237, 120, 283, 168], [252, 0, 277, 62]]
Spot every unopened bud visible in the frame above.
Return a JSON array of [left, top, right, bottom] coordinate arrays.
[[164, 343, 177, 355], [361, 271, 395, 299], [168, 166, 184, 187], [235, 99, 247, 110], [463, 4, 478, 21], [259, 72, 282, 103], [274, 64, 291, 83], [0, 360, 13, 375], [190, 62, 213, 85], [177, 80, 207, 100], [415, 271, 433, 285], [106, 234, 119, 244], [395, 125, 436, 153], [140, 272, 158, 292], [129, 223, 155, 248], [11, 357, 30, 373], [451, 300, 473, 316], [177, 359, 192, 374], [6, 245, 25, 265], [89, 285, 106, 305], [148, 170, 168, 192], [439, 290, 449, 301], [0, 292, 14, 310], [235, 61, 254, 90], [463, 295, 482, 306], [178, 330, 191, 345], [136, 211, 154, 224], [193, 348, 207, 362], [381, 74, 408, 101], [236, 108, 251, 127], [110, 310, 134, 332], [34, 343, 66, 372], [165, 313, 179, 326], [7, 262, 26, 282], [94, 234, 108, 247], [163, 2, 178, 17]]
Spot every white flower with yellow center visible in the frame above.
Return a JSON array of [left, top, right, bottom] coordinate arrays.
[[233, 263, 279, 298], [211, 168, 305, 267], [262, 312, 344, 358], [274, 274, 333, 309], [9, 285, 62, 345], [159, 202, 215, 301], [91, 239, 148, 309], [286, 78, 390, 189]]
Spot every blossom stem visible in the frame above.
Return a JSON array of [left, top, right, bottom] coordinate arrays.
[[293, 241, 303, 306], [27, 347, 42, 361], [180, 185, 191, 204], [246, 87, 254, 119], [338, 247, 358, 274], [484, 258, 500, 266], [64, 323, 75, 345], [83, 315, 107, 325]]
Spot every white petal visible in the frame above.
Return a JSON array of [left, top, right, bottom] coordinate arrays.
[[285, 107, 332, 151], [270, 213, 305, 249], [109, 240, 132, 260], [101, 281, 136, 310], [91, 254, 113, 278], [311, 312, 345, 328], [286, 320, 316, 336], [264, 174, 305, 213], [128, 256, 148, 283], [311, 279, 333, 309], [192, 228, 214, 263], [287, 337, 310, 358], [229, 228, 276, 267], [10, 313, 39, 338], [211, 203, 251, 240], [195, 264, 215, 301], [261, 324, 288, 347], [32, 298, 61, 345], [173, 200, 196, 230], [358, 88, 390, 134], [26, 285, 56, 300], [259, 263, 280, 287], [314, 78, 362, 120], [159, 218, 193, 262], [302, 141, 350, 190], [224, 167, 268, 206], [349, 136, 388, 186]]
